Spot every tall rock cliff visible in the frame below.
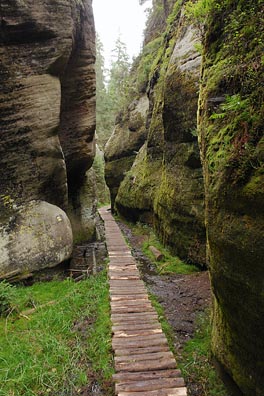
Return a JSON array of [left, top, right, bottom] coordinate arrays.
[[0, 0, 96, 279], [198, 1, 264, 394], [105, 0, 206, 265]]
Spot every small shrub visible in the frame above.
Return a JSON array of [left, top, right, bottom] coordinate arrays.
[[185, 0, 214, 32], [0, 281, 15, 317]]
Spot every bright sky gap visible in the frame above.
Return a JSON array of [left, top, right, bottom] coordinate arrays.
[[93, 0, 151, 70]]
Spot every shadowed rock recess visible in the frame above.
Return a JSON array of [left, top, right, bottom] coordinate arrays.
[[0, 0, 96, 279], [105, 0, 264, 395]]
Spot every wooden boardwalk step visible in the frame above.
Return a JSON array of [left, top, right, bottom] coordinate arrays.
[[114, 357, 177, 372], [116, 377, 185, 392], [118, 389, 187, 396], [115, 345, 171, 356], [98, 207, 187, 396], [113, 369, 182, 381], [115, 351, 174, 363]]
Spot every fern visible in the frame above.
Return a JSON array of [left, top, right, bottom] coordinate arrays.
[[210, 112, 226, 120], [210, 94, 250, 120]]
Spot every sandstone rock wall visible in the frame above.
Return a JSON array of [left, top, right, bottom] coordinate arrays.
[[107, 2, 206, 265], [0, 0, 96, 278], [105, 0, 264, 393], [104, 95, 149, 210], [198, 1, 264, 394]]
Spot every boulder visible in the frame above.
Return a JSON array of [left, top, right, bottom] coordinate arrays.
[[0, 201, 73, 279]]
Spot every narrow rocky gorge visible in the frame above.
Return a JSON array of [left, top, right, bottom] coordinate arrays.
[[105, 1, 264, 395], [0, 1, 263, 395]]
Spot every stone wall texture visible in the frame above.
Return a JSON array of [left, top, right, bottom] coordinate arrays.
[[0, 0, 96, 278], [105, 1, 264, 394], [199, 1, 264, 394], [106, 2, 206, 265]]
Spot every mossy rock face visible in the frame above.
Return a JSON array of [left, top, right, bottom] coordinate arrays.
[[153, 144, 205, 264], [104, 95, 149, 208], [105, 156, 136, 210], [151, 20, 205, 264], [116, 143, 162, 216], [105, 95, 149, 162], [163, 24, 201, 144], [68, 167, 97, 244], [114, 5, 206, 265], [150, 17, 205, 264], [199, 1, 264, 393]]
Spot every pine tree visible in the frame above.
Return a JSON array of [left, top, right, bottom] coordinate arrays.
[[95, 33, 112, 147], [107, 35, 131, 120], [95, 33, 131, 148]]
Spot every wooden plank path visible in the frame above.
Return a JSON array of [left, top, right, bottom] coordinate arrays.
[[98, 207, 187, 396]]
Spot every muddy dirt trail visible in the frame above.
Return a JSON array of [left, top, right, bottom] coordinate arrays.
[[117, 222, 211, 344]]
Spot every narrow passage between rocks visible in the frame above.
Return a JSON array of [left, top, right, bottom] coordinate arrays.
[[99, 207, 187, 396]]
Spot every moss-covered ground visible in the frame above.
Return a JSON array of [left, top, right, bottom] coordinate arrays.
[[129, 221, 198, 275]]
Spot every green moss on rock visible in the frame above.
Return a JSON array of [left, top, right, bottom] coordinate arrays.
[[116, 144, 162, 215], [105, 156, 135, 210], [112, 1, 206, 266], [198, 0, 264, 393]]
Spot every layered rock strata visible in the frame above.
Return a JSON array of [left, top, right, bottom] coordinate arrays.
[[0, 0, 96, 278]]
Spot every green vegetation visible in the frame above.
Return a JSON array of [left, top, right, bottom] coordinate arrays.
[[185, 0, 214, 32], [179, 310, 228, 396], [210, 94, 250, 120], [95, 33, 111, 148], [133, 223, 198, 275], [148, 293, 176, 353], [198, 0, 264, 187], [136, 36, 163, 92], [0, 272, 114, 396], [107, 35, 131, 113], [0, 281, 16, 317], [95, 33, 131, 148]]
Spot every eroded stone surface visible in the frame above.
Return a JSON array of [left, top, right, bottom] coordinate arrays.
[[199, 1, 264, 394], [105, 94, 149, 209], [0, 201, 73, 278], [0, 0, 96, 277], [111, 8, 206, 265]]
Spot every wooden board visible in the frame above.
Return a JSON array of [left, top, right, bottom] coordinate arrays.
[[98, 207, 187, 396], [118, 388, 187, 396], [115, 351, 174, 363], [114, 357, 177, 372], [113, 369, 182, 381], [116, 377, 185, 392]]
